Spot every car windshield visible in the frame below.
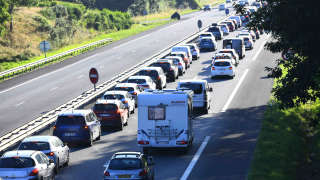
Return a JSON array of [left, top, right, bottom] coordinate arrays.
[[108, 158, 142, 170], [104, 94, 125, 100], [128, 79, 146, 84], [19, 142, 50, 151], [137, 70, 158, 79], [214, 61, 231, 66], [114, 87, 134, 92], [93, 104, 117, 111], [0, 157, 35, 168], [56, 116, 86, 126], [150, 63, 170, 72], [179, 83, 203, 94]]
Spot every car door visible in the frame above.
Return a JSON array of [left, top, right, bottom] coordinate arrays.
[[86, 114, 96, 139], [35, 153, 49, 179], [55, 138, 68, 164], [40, 153, 55, 179], [50, 139, 62, 167]]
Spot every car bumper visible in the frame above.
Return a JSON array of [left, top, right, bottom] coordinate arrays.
[[100, 118, 122, 128], [211, 70, 234, 77]]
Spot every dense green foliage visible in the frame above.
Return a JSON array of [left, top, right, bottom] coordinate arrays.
[[233, 0, 320, 108], [59, 0, 96, 8], [0, 0, 9, 36]]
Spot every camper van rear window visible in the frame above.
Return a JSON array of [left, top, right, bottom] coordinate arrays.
[[148, 106, 165, 120]]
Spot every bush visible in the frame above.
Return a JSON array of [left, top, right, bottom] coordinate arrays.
[[33, 16, 51, 32]]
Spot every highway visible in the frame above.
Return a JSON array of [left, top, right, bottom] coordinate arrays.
[[0, 6, 229, 137], [0, 3, 277, 180], [38, 26, 274, 179]]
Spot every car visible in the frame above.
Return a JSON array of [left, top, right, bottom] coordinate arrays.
[[136, 67, 167, 90], [219, 4, 225, 10], [229, 16, 242, 27], [113, 83, 143, 107], [171, 46, 193, 64], [240, 29, 257, 41], [127, 76, 157, 90], [253, 28, 260, 39], [102, 91, 136, 114], [0, 150, 55, 180], [246, 6, 258, 13], [149, 59, 178, 82], [218, 49, 240, 63], [103, 152, 155, 180], [177, 80, 212, 113], [198, 32, 216, 42], [211, 59, 236, 79], [222, 38, 246, 59], [184, 43, 200, 60], [165, 56, 186, 76], [203, 4, 211, 11], [220, 21, 235, 32], [168, 51, 191, 69], [228, 19, 239, 29], [252, 1, 262, 8], [218, 23, 230, 36], [93, 99, 129, 130], [18, 136, 70, 174], [199, 37, 217, 52], [53, 109, 101, 147], [207, 25, 224, 40], [226, 0, 231, 3], [212, 53, 237, 66], [237, 34, 254, 50]]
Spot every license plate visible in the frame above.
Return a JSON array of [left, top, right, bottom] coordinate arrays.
[[118, 175, 131, 178], [100, 114, 111, 117], [64, 132, 76, 136]]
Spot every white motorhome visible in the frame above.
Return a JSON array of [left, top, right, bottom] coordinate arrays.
[[137, 89, 194, 153]]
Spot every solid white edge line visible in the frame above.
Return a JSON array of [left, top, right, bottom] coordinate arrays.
[[180, 136, 211, 180], [221, 69, 249, 112], [252, 34, 271, 61]]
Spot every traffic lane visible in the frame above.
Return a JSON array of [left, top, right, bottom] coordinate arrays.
[[186, 50, 277, 180], [0, 8, 230, 136]]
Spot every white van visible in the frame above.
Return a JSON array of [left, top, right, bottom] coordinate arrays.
[[171, 46, 193, 64], [177, 80, 212, 113], [137, 89, 194, 153]]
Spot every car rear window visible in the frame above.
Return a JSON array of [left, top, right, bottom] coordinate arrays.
[[114, 87, 134, 92], [200, 39, 213, 44], [214, 61, 231, 66], [18, 142, 50, 151], [109, 158, 142, 170], [128, 79, 146, 84], [56, 116, 86, 126], [150, 63, 170, 72], [104, 94, 124, 100], [93, 104, 118, 111], [208, 27, 220, 32], [137, 70, 158, 79], [0, 157, 35, 168], [179, 83, 203, 94]]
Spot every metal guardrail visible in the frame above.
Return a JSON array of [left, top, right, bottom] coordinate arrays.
[[0, 38, 113, 80], [0, 12, 234, 154]]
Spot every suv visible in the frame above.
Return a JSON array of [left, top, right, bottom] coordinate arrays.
[[169, 51, 190, 69], [0, 150, 55, 180], [184, 43, 200, 60], [53, 110, 101, 147], [207, 26, 224, 40], [103, 152, 155, 180], [113, 83, 143, 107], [165, 56, 186, 75], [18, 136, 70, 174], [149, 60, 178, 82], [102, 91, 135, 114], [136, 67, 167, 90], [199, 37, 217, 52], [127, 76, 157, 90], [93, 99, 129, 130]]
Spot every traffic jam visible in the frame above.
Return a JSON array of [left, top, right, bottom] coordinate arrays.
[[0, 2, 265, 180]]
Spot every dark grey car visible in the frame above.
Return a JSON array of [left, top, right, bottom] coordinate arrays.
[[103, 152, 155, 180]]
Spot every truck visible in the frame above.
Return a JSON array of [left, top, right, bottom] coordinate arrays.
[[137, 89, 194, 153], [223, 38, 246, 59]]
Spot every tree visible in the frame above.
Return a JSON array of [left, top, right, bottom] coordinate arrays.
[[0, 0, 10, 36], [233, 0, 320, 108]]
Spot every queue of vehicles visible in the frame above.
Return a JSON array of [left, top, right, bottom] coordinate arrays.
[[0, 3, 264, 179]]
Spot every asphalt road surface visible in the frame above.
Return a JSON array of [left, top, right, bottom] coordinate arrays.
[[37, 28, 275, 180], [0, 6, 231, 137]]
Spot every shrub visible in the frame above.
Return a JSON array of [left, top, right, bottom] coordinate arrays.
[[33, 16, 51, 32]]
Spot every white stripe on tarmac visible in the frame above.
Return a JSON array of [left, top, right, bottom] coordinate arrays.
[[221, 68, 249, 112], [180, 136, 211, 180], [252, 34, 271, 61]]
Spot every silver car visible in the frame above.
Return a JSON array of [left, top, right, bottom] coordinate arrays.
[[103, 152, 155, 180], [0, 150, 55, 180], [18, 136, 70, 174]]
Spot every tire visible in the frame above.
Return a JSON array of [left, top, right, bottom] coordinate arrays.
[[87, 134, 93, 147], [119, 119, 124, 131], [143, 147, 150, 155], [125, 116, 129, 126], [64, 152, 69, 167], [54, 159, 59, 174], [96, 129, 101, 141], [203, 103, 208, 114], [51, 174, 55, 180], [131, 107, 135, 114]]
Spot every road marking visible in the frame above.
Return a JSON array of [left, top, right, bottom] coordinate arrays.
[[180, 136, 211, 180], [221, 69, 249, 112], [0, 54, 99, 94], [15, 101, 25, 107], [50, 87, 58, 91], [77, 75, 84, 79], [252, 35, 271, 61]]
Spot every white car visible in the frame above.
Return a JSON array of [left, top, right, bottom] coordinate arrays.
[[102, 91, 136, 114], [113, 83, 143, 107], [184, 43, 200, 60], [127, 76, 157, 91], [218, 49, 240, 64], [165, 56, 186, 75], [237, 34, 254, 50], [198, 32, 216, 42], [211, 59, 235, 78], [18, 136, 69, 174], [212, 53, 236, 66], [219, 4, 225, 10]]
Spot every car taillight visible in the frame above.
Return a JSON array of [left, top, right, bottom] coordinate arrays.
[[184, 57, 188, 61], [83, 125, 89, 129], [53, 125, 56, 130], [48, 152, 54, 156], [139, 169, 147, 176], [229, 67, 232, 70], [29, 168, 39, 176], [116, 109, 121, 114], [132, 92, 137, 95], [178, 62, 182, 66], [176, 140, 188, 145], [211, 66, 215, 70], [138, 140, 149, 145], [123, 100, 128, 104], [104, 171, 110, 176]]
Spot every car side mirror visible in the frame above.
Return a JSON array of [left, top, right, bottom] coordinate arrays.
[[147, 156, 155, 165], [209, 87, 213, 92]]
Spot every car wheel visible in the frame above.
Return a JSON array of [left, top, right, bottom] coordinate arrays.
[[125, 116, 129, 126], [96, 129, 101, 141], [51, 174, 55, 180], [119, 119, 124, 131], [131, 107, 135, 114], [64, 152, 69, 167], [54, 159, 59, 174], [203, 103, 208, 114], [87, 134, 93, 147]]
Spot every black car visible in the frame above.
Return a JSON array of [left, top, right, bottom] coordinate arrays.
[[207, 26, 223, 40], [149, 61, 177, 82], [136, 68, 164, 90]]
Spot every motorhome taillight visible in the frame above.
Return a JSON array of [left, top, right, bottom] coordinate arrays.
[[138, 141, 149, 145]]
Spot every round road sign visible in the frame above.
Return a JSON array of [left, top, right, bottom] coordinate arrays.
[[197, 20, 203, 29], [89, 68, 99, 84]]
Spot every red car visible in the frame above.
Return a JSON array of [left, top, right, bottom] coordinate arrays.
[[93, 99, 129, 130]]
